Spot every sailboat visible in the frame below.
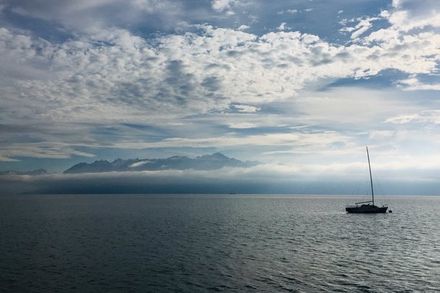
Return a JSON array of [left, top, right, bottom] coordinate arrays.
[[346, 146, 388, 214]]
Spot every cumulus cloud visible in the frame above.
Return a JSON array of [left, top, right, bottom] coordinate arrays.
[[0, 19, 438, 160], [0, 0, 440, 177], [1, 4, 438, 120], [388, 0, 440, 31]]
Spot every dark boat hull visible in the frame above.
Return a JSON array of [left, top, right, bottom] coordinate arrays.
[[346, 205, 388, 214]]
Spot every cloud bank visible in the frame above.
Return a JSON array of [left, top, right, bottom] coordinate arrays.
[[2, 162, 440, 195]]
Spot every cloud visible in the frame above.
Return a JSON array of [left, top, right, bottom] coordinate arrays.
[[3, 157, 440, 195], [0, 21, 438, 160], [233, 104, 260, 113], [366, 0, 440, 42], [386, 110, 440, 125], [388, 0, 440, 31], [351, 17, 377, 39], [211, 0, 239, 14], [277, 9, 298, 15], [237, 25, 250, 31], [293, 87, 421, 126], [1, 4, 438, 123], [1, 0, 185, 33], [0, 0, 440, 172], [397, 77, 440, 91], [277, 22, 289, 31], [0, 142, 95, 160]]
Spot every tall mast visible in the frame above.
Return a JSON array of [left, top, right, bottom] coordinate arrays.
[[366, 146, 374, 205]]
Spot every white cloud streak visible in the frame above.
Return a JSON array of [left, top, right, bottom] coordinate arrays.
[[386, 110, 440, 125]]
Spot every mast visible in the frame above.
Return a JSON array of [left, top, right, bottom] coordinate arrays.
[[366, 146, 374, 205]]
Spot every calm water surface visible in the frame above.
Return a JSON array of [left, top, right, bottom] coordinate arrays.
[[1, 194, 439, 292]]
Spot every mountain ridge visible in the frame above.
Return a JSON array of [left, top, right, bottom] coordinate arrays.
[[64, 153, 258, 174]]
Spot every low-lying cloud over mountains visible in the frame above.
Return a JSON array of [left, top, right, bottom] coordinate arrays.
[[1, 150, 440, 195], [2, 165, 440, 196]]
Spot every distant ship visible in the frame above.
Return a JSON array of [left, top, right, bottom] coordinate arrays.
[[346, 146, 389, 214]]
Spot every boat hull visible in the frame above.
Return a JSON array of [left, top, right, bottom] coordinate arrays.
[[346, 205, 388, 214]]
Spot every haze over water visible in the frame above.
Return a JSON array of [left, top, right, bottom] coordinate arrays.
[[1, 194, 439, 292]]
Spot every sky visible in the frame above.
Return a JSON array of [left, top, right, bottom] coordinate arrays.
[[0, 0, 440, 194]]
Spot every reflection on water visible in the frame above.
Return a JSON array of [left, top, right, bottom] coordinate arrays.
[[1, 195, 439, 292]]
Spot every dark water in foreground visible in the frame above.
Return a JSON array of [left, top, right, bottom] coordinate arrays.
[[1, 195, 439, 292]]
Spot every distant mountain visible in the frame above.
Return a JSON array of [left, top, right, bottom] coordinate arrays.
[[64, 153, 258, 174], [0, 169, 47, 176]]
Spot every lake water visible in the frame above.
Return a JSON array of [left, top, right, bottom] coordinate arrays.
[[1, 194, 439, 292]]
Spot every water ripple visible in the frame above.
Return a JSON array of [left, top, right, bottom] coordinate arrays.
[[1, 195, 440, 292]]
